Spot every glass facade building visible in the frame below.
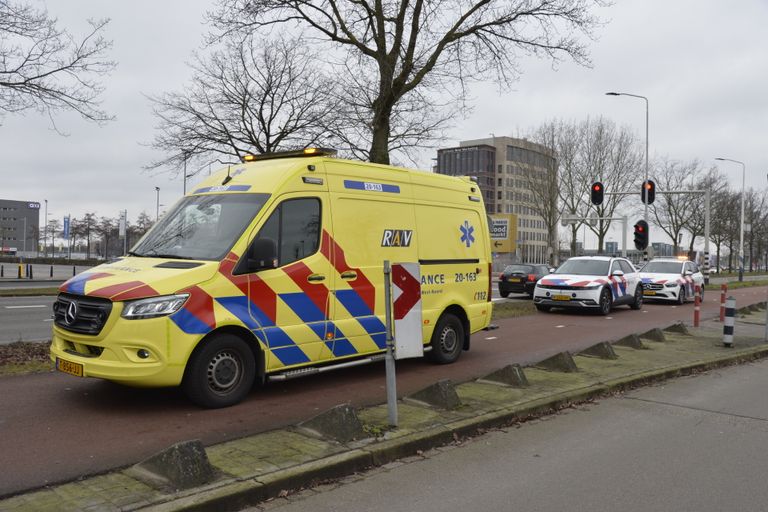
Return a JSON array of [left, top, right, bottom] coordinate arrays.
[[435, 137, 556, 264]]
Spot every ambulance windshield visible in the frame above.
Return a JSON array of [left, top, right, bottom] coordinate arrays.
[[130, 193, 269, 261]]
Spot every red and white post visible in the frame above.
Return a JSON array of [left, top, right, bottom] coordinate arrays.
[[719, 284, 728, 322], [693, 285, 701, 327]]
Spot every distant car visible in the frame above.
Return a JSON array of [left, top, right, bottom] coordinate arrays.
[[638, 258, 704, 304], [498, 264, 551, 298], [533, 256, 643, 315]]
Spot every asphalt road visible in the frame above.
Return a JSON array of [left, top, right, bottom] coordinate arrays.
[[0, 296, 56, 343], [251, 359, 768, 512], [0, 285, 766, 498]]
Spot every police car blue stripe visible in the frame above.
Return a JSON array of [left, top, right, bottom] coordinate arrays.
[[280, 292, 327, 323], [343, 180, 400, 194], [170, 308, 212, 334], [271, 346, 311, 366]]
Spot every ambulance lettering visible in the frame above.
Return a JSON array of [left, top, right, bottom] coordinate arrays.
[[381, 229, 413, 247], [421, 273, 445, 286]]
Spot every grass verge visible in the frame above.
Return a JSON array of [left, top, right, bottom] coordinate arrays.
[[0, 341, 53, 377], [0, 287, 59, 297]]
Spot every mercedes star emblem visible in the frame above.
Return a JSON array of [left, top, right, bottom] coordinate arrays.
[[64, 301, 78, 325]]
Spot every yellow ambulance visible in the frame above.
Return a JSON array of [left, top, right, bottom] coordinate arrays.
[[50, 149, 493, 407]]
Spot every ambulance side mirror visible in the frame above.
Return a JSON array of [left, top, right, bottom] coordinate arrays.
[[248, 237, 278, 271]]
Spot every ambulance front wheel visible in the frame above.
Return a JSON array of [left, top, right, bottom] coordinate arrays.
[[427, 313, 464, 364], [182, 333, 257, 408]]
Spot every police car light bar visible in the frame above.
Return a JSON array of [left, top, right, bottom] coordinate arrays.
[[241, 148, 337, 162]]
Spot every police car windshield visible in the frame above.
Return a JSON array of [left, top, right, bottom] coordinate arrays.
[[641, 261, 683, 274], [130, 193, 269, 261], [555, 259, 610, 276]]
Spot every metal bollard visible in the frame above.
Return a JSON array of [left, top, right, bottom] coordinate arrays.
[[723, 296, 736, 347], [17, 264, 22, 279], [28, 264, 33, 279], [1, 265, 3, 277], [693, 285, 701, 327], [719, 284, 727, 322], [50, 265, 53, 278], [72, 265, 76, 276]]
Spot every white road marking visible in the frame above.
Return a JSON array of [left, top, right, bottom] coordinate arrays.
[[555, 325, 565, 328], [5, 305, 46, 309], [43, 318, 53, 322], [485, 336, 498, 340], [605, 316, 613, 320]]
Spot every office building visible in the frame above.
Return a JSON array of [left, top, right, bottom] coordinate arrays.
[[0, 199, 41, 258]]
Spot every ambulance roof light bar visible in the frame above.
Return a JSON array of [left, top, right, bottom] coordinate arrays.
[[241, 148, 337, 163]]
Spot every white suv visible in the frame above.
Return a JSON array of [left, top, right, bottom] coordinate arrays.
[[533, 256, 643, 315], [638, 258, 704, 304]]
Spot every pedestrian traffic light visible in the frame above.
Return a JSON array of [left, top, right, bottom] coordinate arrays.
[[634, 220, 649, 251], [590, 181, 604, 205], [641, 180, 656, 205]]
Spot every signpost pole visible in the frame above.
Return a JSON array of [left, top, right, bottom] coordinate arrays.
[[383, 260, 398, 427]]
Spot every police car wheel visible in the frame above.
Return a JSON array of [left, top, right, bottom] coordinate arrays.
[[427, 314, 464, 364], [677, 286, 686, 305], [598, 288, 612, 316], [630, 284, 643, 310], [183, 333, 256, 408]]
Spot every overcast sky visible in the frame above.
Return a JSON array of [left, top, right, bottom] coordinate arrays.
[[1, 0, 766, 248]]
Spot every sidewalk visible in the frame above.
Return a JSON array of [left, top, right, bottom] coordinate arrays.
[[2, 305, 768, 512]]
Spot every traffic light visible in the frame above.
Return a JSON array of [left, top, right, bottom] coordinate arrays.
[[641, 180, 656, 205], [634, 220, 649, 251], [590, 181, 604, 205]]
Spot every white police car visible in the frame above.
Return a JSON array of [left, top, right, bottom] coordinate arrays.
[[638, 257, 704, 304], [533, 256, 642, 315]]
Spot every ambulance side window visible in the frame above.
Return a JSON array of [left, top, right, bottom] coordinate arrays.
[[253, 198, 320, 268]]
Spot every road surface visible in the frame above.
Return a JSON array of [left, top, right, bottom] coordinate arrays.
[[0, 285, 765, 497]]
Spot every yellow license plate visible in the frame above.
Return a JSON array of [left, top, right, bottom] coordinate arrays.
[[643, 290, 656, 296], [56, 358, 83, 377], [509, 278, 523, 283], [553, 294, 570, 301]]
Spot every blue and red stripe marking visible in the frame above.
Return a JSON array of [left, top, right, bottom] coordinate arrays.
[[59, 272, 113, 295]]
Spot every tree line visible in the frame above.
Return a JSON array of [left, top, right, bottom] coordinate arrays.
[[41, 211, 154, 260], [525, 117, 767, 271]]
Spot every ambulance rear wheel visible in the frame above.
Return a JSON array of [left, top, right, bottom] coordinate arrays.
[[427, 314, 464, 364], [183, 333, 256, 408]]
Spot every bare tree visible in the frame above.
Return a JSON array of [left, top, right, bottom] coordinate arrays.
[[148, 35, 340, 172], [525, 123, 561, 265], [649, 158, 701, 253], [684, 166, 728, 259], [533, 119, 591, 256], [209, 0, 604, 164], [0, 1, 114, 126], [581, 117, 642, 252]]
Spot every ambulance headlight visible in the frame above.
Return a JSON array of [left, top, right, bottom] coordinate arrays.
[[122, 294, 190, 319]]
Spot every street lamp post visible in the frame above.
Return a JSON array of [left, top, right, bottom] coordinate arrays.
[[606, 91, 649, 261], [44, 199, 48, 257], [155, 187, 160, 221], [715, 157, 746, 282]]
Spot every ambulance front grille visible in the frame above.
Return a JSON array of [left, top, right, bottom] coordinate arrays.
[[53, 293, 112, 335]]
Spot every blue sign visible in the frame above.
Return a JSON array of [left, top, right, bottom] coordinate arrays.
[[63, 216, 70, 240]]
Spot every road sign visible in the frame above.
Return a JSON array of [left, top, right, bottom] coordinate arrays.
[[392, 262, 423, 360], [489, 214, 517, 253]]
